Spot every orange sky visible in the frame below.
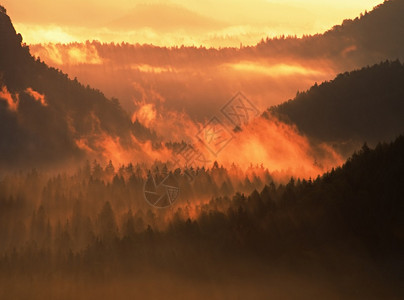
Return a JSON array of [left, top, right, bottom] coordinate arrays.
[[3, 0, 384, 47]]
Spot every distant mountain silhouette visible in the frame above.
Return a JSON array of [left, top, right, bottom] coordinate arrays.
[[108, 3, 227, 32], [268, 60, 404, 154], [0, 7, 155, 169]]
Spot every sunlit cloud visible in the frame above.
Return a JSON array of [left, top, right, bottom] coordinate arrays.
[[15, 23, 77, 44], [225, 62, 326, 77], [25, 88, 48, 106], [132, 64, 174, 73], [0, 86, 18, 111], [32, 42, 103, 65]]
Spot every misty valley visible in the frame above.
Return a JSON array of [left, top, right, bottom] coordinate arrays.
[[0, 1, 404, 299]]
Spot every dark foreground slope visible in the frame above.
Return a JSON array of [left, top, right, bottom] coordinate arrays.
[[0, 6, 153, 169], [269, 60, 404, 153], [0, 135, 403, 299]]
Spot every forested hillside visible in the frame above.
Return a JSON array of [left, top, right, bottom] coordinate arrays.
[[256, 0, 404, 67], [1, 1, 404, 298], [269, 60, 404, 153], [0, 6, 154, 169], [0, 134, 403, 298]]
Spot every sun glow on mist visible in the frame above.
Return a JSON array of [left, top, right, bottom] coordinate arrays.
[[4, 0, 384, 46]]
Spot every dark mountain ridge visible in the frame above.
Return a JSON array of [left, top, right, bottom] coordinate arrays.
[[0, 6, 154, 169], [269, 60, 404, 154]]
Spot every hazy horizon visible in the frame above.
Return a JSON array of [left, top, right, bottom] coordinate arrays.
[[3, 0, 384, 47]]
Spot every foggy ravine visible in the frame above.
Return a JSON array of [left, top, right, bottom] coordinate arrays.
[[1, 1, 404, 300]]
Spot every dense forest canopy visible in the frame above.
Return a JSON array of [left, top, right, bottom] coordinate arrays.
[[269, 60, 404, 154], [0, 132, 403, 299]]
